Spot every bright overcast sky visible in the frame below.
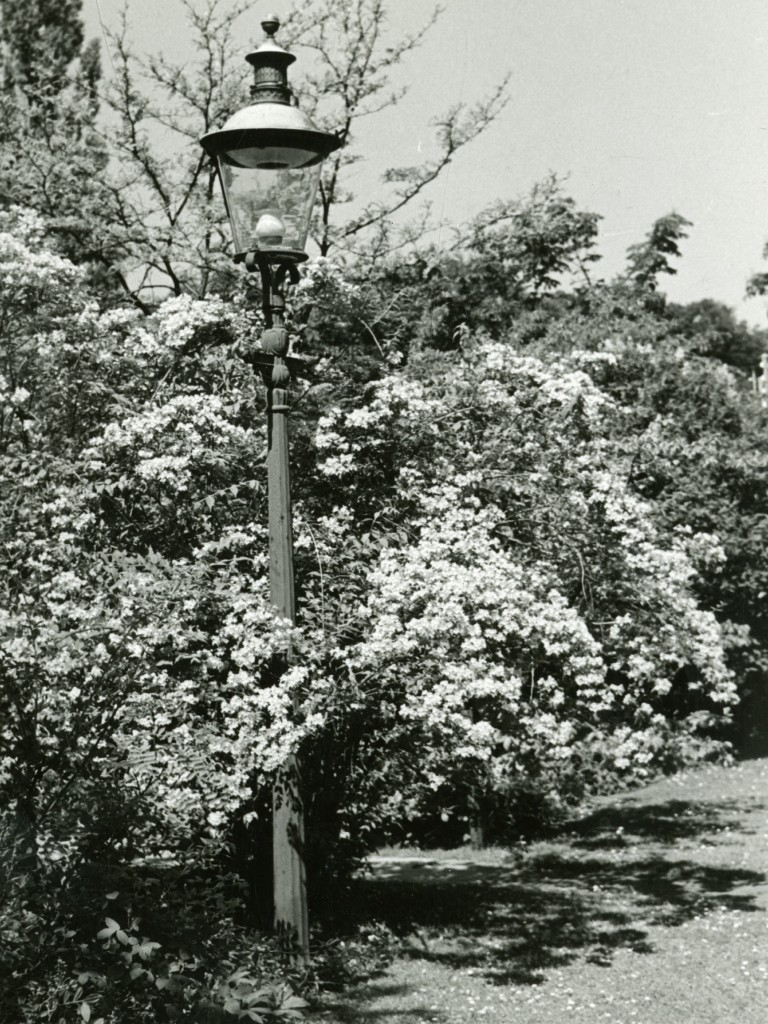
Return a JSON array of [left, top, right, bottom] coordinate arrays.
[[86, 0, 768, 325]]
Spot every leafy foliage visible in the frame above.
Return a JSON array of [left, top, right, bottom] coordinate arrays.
[[666, 298, 768, 374], [0, 0, 90, 101], [350, 176, 602, 352]]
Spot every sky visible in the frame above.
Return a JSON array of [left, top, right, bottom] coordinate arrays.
[[85, 0, 768, 325]]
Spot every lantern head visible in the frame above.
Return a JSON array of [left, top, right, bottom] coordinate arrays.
[[201, 14, 341, 262]]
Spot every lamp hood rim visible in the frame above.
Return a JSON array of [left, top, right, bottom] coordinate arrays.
[[201, 101, 342, 159]]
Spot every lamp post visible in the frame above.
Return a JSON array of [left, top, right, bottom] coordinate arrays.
[[201, 14, 341, 962]]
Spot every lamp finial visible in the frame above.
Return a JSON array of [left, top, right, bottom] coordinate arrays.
[[246, 12, 295, 103]]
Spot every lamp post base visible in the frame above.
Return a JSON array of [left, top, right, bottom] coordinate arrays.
[[273, 753, 309, 961]]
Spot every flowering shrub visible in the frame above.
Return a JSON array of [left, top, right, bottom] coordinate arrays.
[[533, 312, 768, 751], [0, 215, 309, 1019], [296, 336, 736, 845]]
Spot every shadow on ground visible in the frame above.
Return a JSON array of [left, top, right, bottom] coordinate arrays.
[[317, 983, 442, 1024], [567, 797, 759, 847], [316, 796, 765, 987]]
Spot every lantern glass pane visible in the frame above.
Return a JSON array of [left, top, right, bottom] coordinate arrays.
[[218, 156, 322, 254]]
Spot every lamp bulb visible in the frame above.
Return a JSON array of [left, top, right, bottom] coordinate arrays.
[[255, 212, 285, 246]]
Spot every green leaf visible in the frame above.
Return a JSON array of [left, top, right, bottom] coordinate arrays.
[[96, 917, 119, 939], [241, 991, 270, 1008], [281, 996, 308, 1009]]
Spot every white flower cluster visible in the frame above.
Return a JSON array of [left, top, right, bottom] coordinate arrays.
[[154, 294, 232, 350], [344, 486, 607, 780], [0, 218, 82, 314], [86, 393, 258, 494], [0, 217, 744, 861]]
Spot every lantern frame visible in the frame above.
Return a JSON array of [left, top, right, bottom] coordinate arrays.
[[200, 15, 341, 263]]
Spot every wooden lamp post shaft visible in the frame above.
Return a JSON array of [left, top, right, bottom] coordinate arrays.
[[252, 254, 309, 963]]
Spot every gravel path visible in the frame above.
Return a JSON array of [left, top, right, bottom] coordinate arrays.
[[317, 759, 768, 1023]]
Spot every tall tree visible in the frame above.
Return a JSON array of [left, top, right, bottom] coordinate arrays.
[[0, 0, 86, 101], [0, 0, 107, 290]]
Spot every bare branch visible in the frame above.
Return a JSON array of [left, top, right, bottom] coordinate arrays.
[[340, 74, 510, 241]]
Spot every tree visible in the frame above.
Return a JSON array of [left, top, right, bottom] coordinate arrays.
[[667, 298, 768, 374], [505, 275, 768, 757], [1, 0, 509, 308], [0, 0, 89, 102], [746, 233, 768, 302], [624, 212, 692, 292], [0, 0, 108, 296], [1, 211, 741, 874], [354, 175, 602, 352], [282, 0, 509, 256]]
